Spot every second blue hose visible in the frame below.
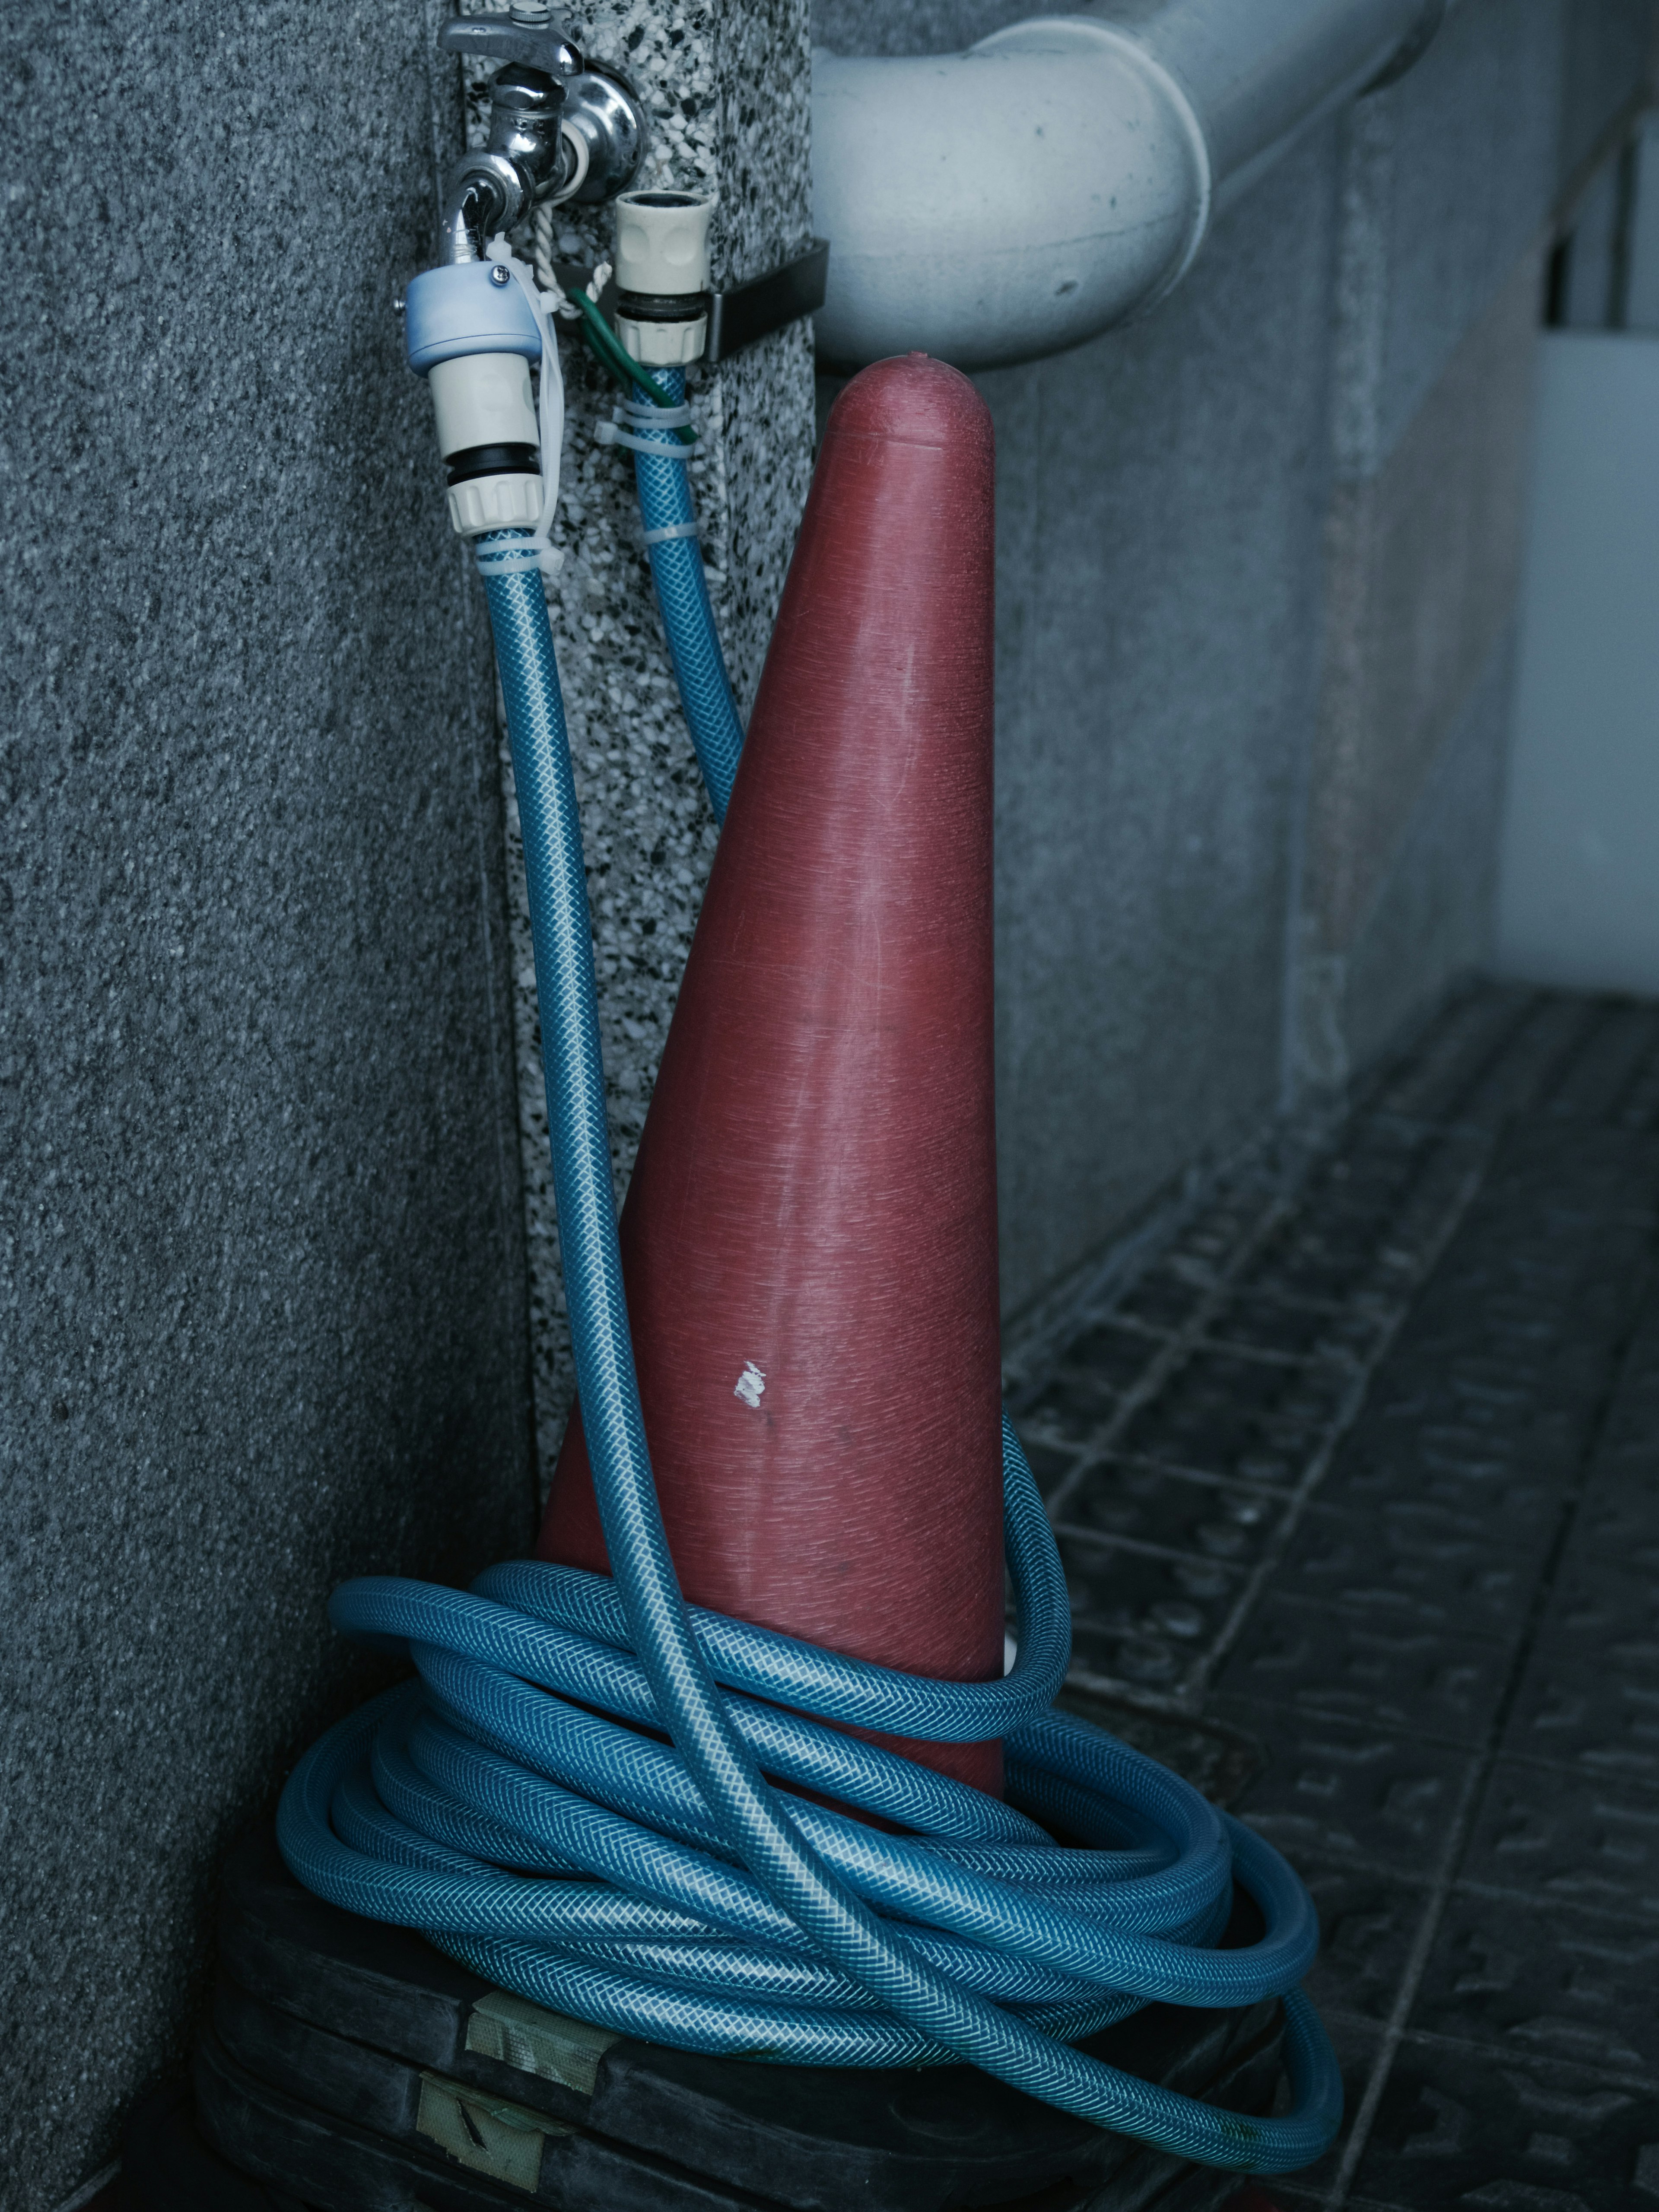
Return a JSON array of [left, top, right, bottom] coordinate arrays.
[[277, 496, 1343, 2173], [627, 368, 744, 822]]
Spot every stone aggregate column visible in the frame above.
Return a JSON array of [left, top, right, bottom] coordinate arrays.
[[473, 0, 816, 1489]]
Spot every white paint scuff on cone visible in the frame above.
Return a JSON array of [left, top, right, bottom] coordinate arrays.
[[734, 1361, 766, 1409]]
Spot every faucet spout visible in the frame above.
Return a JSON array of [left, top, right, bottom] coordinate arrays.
[[439, 172, 508, 266]]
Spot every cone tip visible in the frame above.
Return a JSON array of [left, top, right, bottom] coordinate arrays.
[[828, 353, 992, 453]]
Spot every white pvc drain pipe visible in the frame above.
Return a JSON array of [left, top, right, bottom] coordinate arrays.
[[812, 0, 1447, 370]]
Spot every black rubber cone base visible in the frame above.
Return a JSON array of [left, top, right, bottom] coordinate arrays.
[[192, 1821, 1282, 2212], [119, 2079, 312, 2212]]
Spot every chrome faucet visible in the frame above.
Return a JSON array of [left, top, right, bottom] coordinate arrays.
[[436, 6, 648, 263]]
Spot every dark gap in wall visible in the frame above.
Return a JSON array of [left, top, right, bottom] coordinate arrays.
[[1548, 109, 1659, 327]]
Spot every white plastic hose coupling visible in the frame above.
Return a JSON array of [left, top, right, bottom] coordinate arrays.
[[404, 263, 548, 539], [445, 472, 545, 537], [428, 352, 539, 458], [427, 352, 543, 538], [613, 190, 716, 368]]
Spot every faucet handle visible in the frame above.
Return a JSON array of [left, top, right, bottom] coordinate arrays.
[[439, 12, 585, 79], [439, 10, 648, 210]]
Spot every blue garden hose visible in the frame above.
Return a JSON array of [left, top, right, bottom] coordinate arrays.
[[278, 452, 1343, 2171], [621, 368, 744, 823]]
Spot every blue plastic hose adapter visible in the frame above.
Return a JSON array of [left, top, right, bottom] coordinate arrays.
[[276, 519, 1343, 2176], [404, 261, 543, 375]]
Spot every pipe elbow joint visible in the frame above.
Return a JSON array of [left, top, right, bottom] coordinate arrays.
[[812, 21, 1209, 374], [810, 0, 1448, 373]]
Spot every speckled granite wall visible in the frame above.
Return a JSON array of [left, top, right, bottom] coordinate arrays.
[[0, 0, 811, 2204], [976, 128, 1342, 1322], [476, 0, 815, 1492], [0, 8, 527, 2202]]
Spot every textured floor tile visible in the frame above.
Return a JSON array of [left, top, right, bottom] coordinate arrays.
[[1365, 984, 1536, 1125], [1317, 1444, 1562, 1551], [1226, 1710, 1474, 1875], [1215, 1594, 1510, 1746], [1118, 1354, 1351, 1486], [1238, 1198, 1416, 1311], [1058, 1461, 1287, 1566], [1060, 1534, 1245, 1696], [1527, 1555, 1659, 1643], [1020, 991, 1659, 2211], [1459, 1761, 1659, 1922], [1019, 1370, 1124, 1450], [1204, 1292, 1376, 1363], [1537, 1003, 1659, 1125], [1412, 1888, 1659, 2080], [1569, 1471, 1659, 1566], [1114, 1254, 1222, 1335], [1056, 1320, 1172, 1394], [1297, 1860, 1434, 2025], [1351, 2034, 1659, 2211], [1365, 1379, 1587, 1459], [1273, 1498, 1543, 1638], [1503, 1564, 1659, 1786], [1454, 998, 1607, 1128], [1052, 1685, 1262, 1808]]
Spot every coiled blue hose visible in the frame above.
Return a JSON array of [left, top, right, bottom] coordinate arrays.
[[625, 369, 744, 823], [277, 499, 1342, 2174]]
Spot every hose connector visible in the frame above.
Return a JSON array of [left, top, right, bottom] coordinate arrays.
[[613, 191, 716, 368], [405, 261, 545, 538]]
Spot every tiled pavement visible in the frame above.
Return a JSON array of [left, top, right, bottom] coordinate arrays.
[[1006, 986, 1659, 2212]]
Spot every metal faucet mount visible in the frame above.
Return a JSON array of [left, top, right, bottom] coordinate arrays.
[[438, 6, 648, 262]]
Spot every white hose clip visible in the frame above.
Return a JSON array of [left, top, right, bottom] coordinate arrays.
[[483, 236, 566, 577], [595, 396, 698, 460], [474, 535, 552, 578]]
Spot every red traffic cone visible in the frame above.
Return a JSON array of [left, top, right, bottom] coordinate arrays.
[[538, 354, 1003, 1793]]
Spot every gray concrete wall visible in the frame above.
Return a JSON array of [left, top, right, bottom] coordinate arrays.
[[982, 131, 1341, 1312], [0, 9, 531, 2204], [0, 0, 811, 2205], [1296, 0, 1575, 1092], [817, 0, 1658, 1317]]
